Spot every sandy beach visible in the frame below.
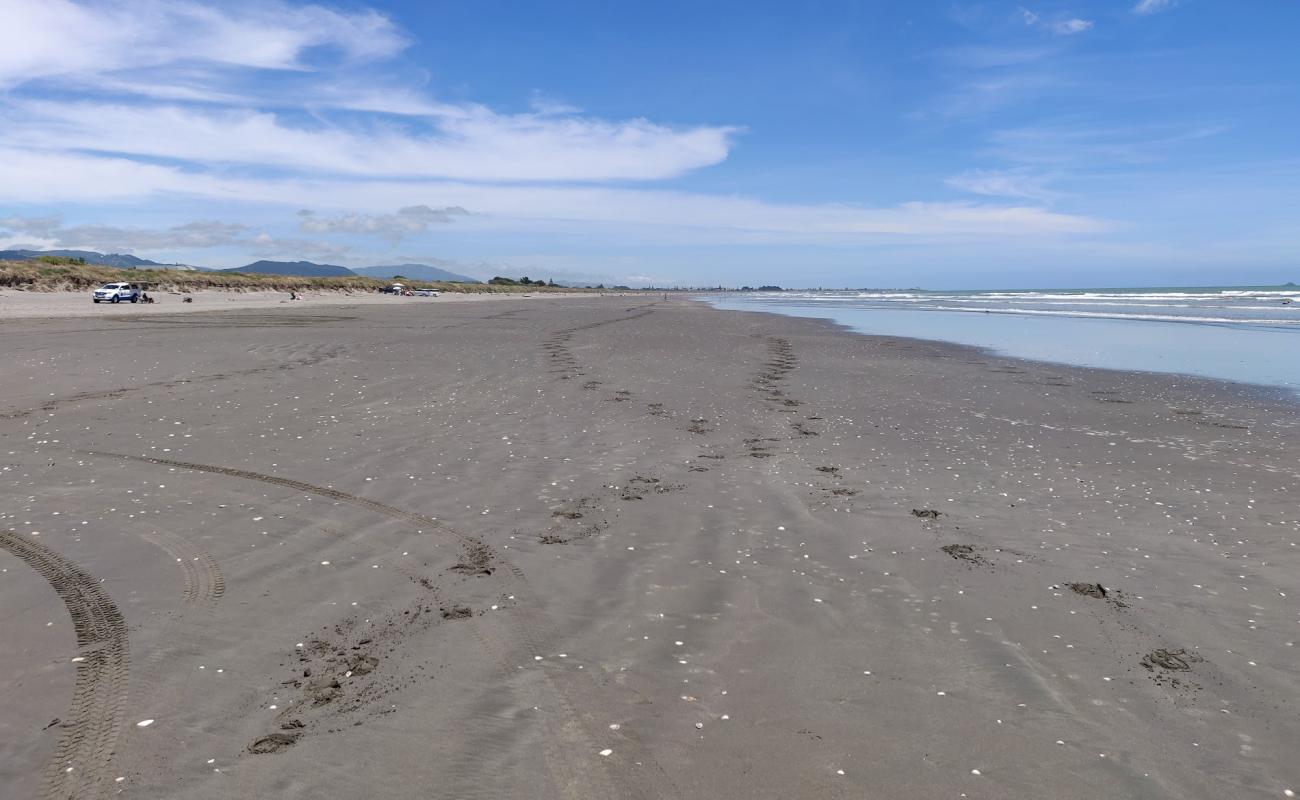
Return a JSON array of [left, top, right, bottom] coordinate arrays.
[[1, 296, 1297, 799], [0, 288, 616, 321]]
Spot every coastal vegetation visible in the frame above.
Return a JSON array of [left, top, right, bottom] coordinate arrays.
[[0, 261, 591, 294]]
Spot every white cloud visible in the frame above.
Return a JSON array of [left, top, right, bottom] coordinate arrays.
[[0, 215, 62, 239], [0, 1, 737, 184], [0, 149, 1107, 241], [1019, 7, 1093, 36], [946, 169, 1057, 200], [0, 215, 249, 251], [1050, 18, 1093, 35], [0, 147, 226, 202], [0, 0, 738, 184], [1, 99, 736, 182], [0, 0, 1107, 255], [249, 234, 353, 261], [0, 0, 407, 89], [1133, 0, 1175, 14], [298, 206, 469, 243]]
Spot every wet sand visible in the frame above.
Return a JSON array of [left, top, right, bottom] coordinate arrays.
[[1, 297, 1297, 799]]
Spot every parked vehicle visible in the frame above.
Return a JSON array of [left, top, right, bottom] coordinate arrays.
[[92, 282, 140, 303], [414, 288, 439, 297]]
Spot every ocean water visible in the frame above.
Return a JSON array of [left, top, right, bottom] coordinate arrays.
[[706, 286, 1300, 395]]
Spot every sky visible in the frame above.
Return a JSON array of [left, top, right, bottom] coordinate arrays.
[[1, 0, 1297, 288]]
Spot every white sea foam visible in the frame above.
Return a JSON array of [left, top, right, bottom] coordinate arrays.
[[936, 306, 1300, 325], [713, 288, 1300, 392], [739, 286, 1300, 328]]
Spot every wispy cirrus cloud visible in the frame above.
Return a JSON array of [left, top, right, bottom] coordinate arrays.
[[946, 169, 1058, 201], [924, 72, 1076, 120], [1, 0, 738, 185], [0, 0, 407, 88], [2, 99, 737, 182], [937, 44, 1062, 69], [1133, 0, 1176, 15], [986, 122, 1228, 167]]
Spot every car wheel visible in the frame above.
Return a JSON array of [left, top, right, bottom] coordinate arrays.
[[130, 296, 138, 303], [111, 295, 120, 303], [93, 299, 100, 303]]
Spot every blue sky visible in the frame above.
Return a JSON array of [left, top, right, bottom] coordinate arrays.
[[1, 0, 1297, 288]]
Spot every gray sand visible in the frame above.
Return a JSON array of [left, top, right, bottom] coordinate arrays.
[[1, 297, 1297, 799]]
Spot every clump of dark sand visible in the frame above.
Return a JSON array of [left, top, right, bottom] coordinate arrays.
[[941, 544, 983, 564], [450, 542, 495, 576], [440, 605, 473, 620], [1069, 582, 1108, 599], [1142, 648, 1201, 672], [248, 732, 300, 754]]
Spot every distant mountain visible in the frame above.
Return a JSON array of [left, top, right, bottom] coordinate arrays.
[[0, 249, 167, 268], [228, 260, 357, 277], [353, 263, 481, 283]]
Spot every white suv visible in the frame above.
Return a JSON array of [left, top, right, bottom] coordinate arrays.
[[92, 283, 140, 303]]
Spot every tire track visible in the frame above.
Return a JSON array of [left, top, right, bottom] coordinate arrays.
[[136, 530, 225, 609], [0, 345, 342, 421], [0, 530, 130, 800], [77, 450, 662, 798], [115, 530, 226, 790], [79, 450, 473, 545]]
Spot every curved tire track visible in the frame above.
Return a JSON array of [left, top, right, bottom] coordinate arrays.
[[78, 450, 661, 798], [0, 530, 129, 800], [136, 530, 225, 609]]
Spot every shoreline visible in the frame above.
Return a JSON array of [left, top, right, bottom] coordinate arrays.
[[2, 296, 1296, 799], [694, 298, 1300, 409], [702, 296, 1300, 404]]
